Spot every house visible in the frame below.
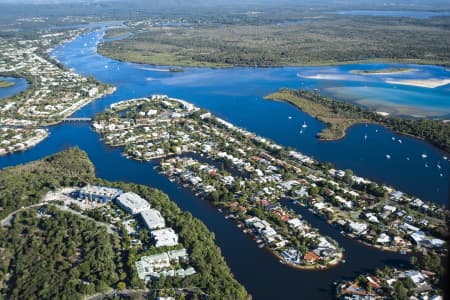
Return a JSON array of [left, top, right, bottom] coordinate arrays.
[[349, 221, 368, 235], [376, 233, 391, 244], [303, 251, 320, 263]]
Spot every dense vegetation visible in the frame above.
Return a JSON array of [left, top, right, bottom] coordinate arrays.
[[0, 149, 250, 300], [99, 15, 450, 67], [0, 80, 14, 88], [265, 89, 450, 152], [0, 148, 95, 219], [0, 207, 120, 299]]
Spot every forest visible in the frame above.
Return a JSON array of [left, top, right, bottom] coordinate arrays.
[[99, 14, 450, 67], [0, 148, 250, 300], [266, 89, 450, 153]]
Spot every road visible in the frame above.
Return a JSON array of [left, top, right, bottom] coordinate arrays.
[[1, 203, 117, 235]]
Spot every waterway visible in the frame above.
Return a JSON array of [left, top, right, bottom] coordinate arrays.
[[47, 29, 448, 204], [333, 10, 450, 19], [0, 27, 448, 299], [0, 76, 28, 99]]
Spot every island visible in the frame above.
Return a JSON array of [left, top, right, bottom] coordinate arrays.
[[92, 95, 447, 271], [351, 68, 415, 75], [0, 148, 250, 300], [265, 89, 450, 152], [0, 80, 14, 88]]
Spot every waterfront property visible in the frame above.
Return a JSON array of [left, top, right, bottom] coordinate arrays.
[[93, 95, 448, 271], [78, 185, 123, 203], [135, 248, 196, 281], [116, 192, 151, 214]]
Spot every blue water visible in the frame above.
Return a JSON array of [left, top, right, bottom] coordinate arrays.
[[0, 77, 28, 99], [0, 27, 447, 300], [333, 10, 450, 19], [41, 30, 450, 205]]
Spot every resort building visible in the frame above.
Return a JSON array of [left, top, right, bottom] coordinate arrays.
[[78, 185, 123, 203], [151, 228, 179, 247], [135, 248, 195, 281], [116, 192, 151, 214], [140, 208, 166, 230]]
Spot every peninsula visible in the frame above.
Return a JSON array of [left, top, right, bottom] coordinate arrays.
[[0, 148, 250, 300], [93, 95, 447, 271], [265, 89, 450, 152], [0, 29, 116, 155], [0, 80, 14, 88]]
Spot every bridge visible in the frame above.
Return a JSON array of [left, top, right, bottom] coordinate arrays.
[[63, 117, 92, 123]]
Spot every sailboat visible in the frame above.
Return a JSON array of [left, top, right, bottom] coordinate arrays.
[[421, 154, 428, 159], [302, 121, 308, 128]]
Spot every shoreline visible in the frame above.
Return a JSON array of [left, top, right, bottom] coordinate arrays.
[[386, 78, 450, 88], [265, 91, 450, 154], [156, 167, 344, 270], [351, 68, 416, 75]]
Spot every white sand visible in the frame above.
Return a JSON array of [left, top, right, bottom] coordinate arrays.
[[385, 78, 450, 88]]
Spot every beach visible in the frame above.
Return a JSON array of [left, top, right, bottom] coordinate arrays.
[[386, 78, 450, 88]]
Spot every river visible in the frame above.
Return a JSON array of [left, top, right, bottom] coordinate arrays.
[[0, 76, 28, 99], [0, 27, 448, 299]]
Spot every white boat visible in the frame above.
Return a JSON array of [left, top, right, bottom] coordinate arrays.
[[398, 139, 402, 144], [299, 130, 303, 134], [364, 134, 368, 140], [406, 157, 410, 161], [302, 121, 308, 128], [424, 163, 428, 168], [421, 154, 428, 159], [391, 137, 395, 141], [386, 154, 391, 159], [437, 163, 441, 169], [443, 156, 448, 160], [288, 116, 292, 120]]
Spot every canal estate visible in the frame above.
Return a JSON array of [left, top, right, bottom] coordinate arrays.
[[0, 26, 448, 300]]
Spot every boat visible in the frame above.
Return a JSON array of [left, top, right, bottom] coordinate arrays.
[[406, 157, 410, 161], [444, 156, 448, 160], [364, 134, 368, 140], [398, 139, 402, 144], [258, 244, 264, 248], [424, 163, 428, 168], [437, 163, 441, 169], [288, 116, 292, 120], [391, 137, 395, 141], [386, 154, 391, 159], [299, 130, 303, 134], [421, 154, 427, 159], [302, 121, 308, 128]]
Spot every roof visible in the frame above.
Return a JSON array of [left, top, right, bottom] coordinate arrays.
[[140, 209, 165, 229], [116, 192, 150, 213], [304, 251, 320, 262]]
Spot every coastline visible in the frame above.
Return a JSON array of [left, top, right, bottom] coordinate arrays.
[[265, 90, 450, 154], [386, 78, 450, 88]]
